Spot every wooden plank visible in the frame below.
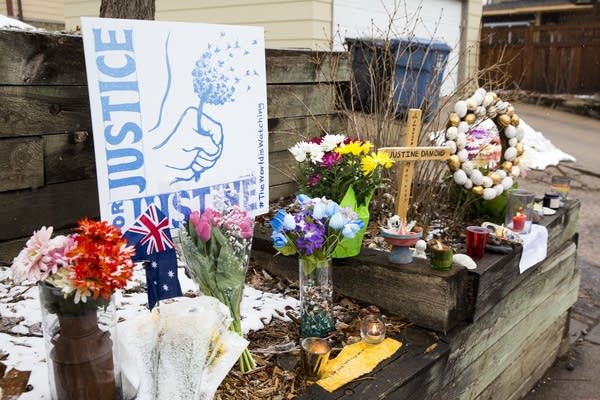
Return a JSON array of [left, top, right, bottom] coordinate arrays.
[[544, 199, 580, 258], [266, 49, 351, 84], [0, 179, 100, 242], [269, 150, 298, 186], [252, 230, 469, 332], [267, 84, 337, 119], [268, 114, 346, 152], [296, 326, 449, 400], [0, 136, 43, 191], [441, 242, 577, 389], [442, 267, 579, 399], [0, 31, 350, 86], [477, 312, 569, 400], [269, 182, 297, 201], [0, 30, 86, 85], [44, 132, 97, 185], [0, 86, 91, 137]]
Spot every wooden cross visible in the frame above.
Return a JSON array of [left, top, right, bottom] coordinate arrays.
[[379, 109, 451, 222]]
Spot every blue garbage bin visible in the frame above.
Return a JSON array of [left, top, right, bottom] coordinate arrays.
[[346, 38, 451, 121], [390, 38, 451, 121]]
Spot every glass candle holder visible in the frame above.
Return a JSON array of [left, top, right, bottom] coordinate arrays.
[[300, 337, 331, 380], [465, 226, 489, 260], [428, 240, 454, 271], [360, 313, 386, 345], [550, 176, 570, 205], [504, 189, 535, 234]]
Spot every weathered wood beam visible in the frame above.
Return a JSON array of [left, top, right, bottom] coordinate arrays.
[[0, 136, 43, 191]]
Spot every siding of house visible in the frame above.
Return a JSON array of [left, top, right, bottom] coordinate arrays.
[[65, 0, 333, 49], [1, 0, 64, 25]]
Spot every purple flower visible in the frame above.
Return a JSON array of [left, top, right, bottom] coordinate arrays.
[[308, 174, 321, 186], [321, 152, 341, 168]]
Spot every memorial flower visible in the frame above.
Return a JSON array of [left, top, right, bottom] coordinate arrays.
[[10, 219, 135, 312], [177, 205, 256, 372], [289, 134, 394, 206], [270, 195, 363, 272]]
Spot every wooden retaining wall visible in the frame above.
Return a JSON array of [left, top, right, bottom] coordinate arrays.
[[0, 29, 349, 264], [255, 201, 580, 399]]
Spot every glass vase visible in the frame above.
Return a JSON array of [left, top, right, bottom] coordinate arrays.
[[299, 258, 334, 338], [39, 283, 122, 400]]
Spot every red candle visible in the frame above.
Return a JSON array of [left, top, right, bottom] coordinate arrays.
[[512, 212, 526, 232]]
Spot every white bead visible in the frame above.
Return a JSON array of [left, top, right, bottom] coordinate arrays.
[[470, 169, 484, 185], [483, 188, 497, 200], [496, 169, 507, 179], [494, 184, 504, 196], [475, 106, 486, 118], [482, 176, 493, 188], [516, 125, 525, 141], [454, 169, 468, 185], [504, 147, 517, 161], [502, 176, 514, 190], [446, 126, 458, 140], [456, 133, 467, 149], [455, 100, 468, 118], [483, 93, 494, 107], [445, 140, 457, 154], [474, 88, 487, 99], [511, 166, 521, 177], [461, 160, 474, 174], [464, 178, 473, 189], [457, 149, 469, 162], [508, 138, 518, 147], [458, 121, 470, 133], [504, 125, 517, 139]]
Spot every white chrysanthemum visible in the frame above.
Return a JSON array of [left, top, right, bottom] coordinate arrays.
[[289, 142, 308, 162], [305, 142, 324, 163], [321, 134, 346, 151]]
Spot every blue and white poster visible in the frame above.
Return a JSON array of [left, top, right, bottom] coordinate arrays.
[[81, 17, 268, 230]]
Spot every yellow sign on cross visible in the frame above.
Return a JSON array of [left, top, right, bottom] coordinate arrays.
[[379, 109, 451, 222]]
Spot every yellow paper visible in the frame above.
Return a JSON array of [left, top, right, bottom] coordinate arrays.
[[316, 338, 402, 392]]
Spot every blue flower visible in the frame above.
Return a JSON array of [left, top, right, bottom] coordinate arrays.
[[270, 209, 288, 232], [342, 222, 362, 239], [283, 213, 296, 230], [271, 231, 288, 248], [329, 212, 347, 230], [313, 200, 328, 220], [296, 194, 311, 205]]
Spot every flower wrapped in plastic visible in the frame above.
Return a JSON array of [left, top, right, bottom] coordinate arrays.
[[177, 205, 256, 372]]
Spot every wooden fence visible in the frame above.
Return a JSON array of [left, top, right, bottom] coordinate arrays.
[[480, 23, 600, 94], [0, 29, 350, 263]]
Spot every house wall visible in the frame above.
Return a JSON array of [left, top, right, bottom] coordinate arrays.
[[64, 0, 334, 49], [1, 0, 64, 28]]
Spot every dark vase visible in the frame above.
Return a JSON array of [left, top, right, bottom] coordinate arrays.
[[39, 283, 121, 400]]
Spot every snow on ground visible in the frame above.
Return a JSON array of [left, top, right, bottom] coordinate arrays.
[[520, 119, 576, 170], [0, 14, 39, 31], [0, 264, 299, 399]]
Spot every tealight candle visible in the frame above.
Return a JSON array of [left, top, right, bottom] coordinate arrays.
[[428, 240, 454, 271], [360, 314, 386, 345], [301, 337, 331, 380], [512, 211, 526, 232]]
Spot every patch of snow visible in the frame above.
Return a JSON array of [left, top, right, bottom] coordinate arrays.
[[0, 14, 39, 31], [520, 119, 576, 170], [0, 262, 299, 399]]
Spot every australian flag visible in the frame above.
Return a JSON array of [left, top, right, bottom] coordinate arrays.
[[122, 204, 183, 310]]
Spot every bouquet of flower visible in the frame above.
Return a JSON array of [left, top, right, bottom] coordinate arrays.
[[271, 195, 364, 271], [176, 205, 256, 373], [11, 219, 135, 314], [289, 134, 394, 206]]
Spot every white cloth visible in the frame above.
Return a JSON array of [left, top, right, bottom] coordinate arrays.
[[519, 224, 549, 273]]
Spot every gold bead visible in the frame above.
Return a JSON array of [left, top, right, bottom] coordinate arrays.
[[502, 161, 513, 172], [516, 142, 524, 156], [513, 157, 520, 166], [472, 186, 484, 196], [490, 173, 502, 185], [497, 114, 511, 129], [448, 155, 460, 171], [465, 113, 476, 125], [448, 112, 460, 127], [511, 114, 520, 126]]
